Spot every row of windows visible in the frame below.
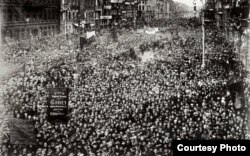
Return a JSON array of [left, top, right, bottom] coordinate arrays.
[[64, 0, 79, 6], [65, 11, 78, 20], [138, 5, 155, 11], [2, 0, 60, 5], [2, 8, 59, 22], [63, 10, 94, 20], [3, 26, 58, 40]]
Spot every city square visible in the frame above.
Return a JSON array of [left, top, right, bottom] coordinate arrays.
[[0, 0, 250, 156]]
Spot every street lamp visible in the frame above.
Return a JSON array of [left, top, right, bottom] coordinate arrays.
[[201, 10, 205, 69], [200, 0, 207, 69], [78, 0, 81, 50]]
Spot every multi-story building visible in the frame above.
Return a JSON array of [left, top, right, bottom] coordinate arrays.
[[155, 0, 169, 19], [169, 0, 176, 19], [61, 0, 79, 34], [95, 0, 103, 29], [121, 0, 139, 27], [100, 0, 112, 27], [61, 0, 98, 34], [1, 0, 61, 42], [203, 0, 249, 72], [81, 0, 96, 30], [101, 0, 136, 27], [138, 0, 155, 23], [138, 0, 173, 23]]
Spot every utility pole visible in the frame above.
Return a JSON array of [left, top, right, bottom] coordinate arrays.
[[201, 10, 205, 68], [200, 0, 206, 69]]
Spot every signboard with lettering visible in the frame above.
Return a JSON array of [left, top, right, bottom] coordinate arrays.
[[47, 88, 69, 122]]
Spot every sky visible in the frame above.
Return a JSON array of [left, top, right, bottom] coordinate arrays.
[[173, 0, 203, 7]]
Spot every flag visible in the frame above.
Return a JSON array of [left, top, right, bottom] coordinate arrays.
[[145, 27, 159, 35], [86, 31, 96, 45], [87, 31, 96, 39], [87, 35, 96, 44]]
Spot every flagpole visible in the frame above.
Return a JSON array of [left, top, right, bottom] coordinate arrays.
[[65, 10, 67, 39], [22, 63, 26, 92], [201, 10, 205, 68], [200, 0, 206, 69]]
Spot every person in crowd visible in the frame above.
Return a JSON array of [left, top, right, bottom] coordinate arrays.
[[1, 19, 249, 156]]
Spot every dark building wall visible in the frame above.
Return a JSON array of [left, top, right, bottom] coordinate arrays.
[[1, 0, 61, 42]]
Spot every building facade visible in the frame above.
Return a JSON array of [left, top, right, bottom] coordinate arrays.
[[61, 0, 79, 34], [121, 0, 138, 27], [138, 0, 173, 23], [100, 0, 124, 27], [81, 0, 96, 30], [61, 0, 99, 34], [100, 0, 112, 27], [100, 0, 139, 27], [1, 0, 61, 42], [203, 0, 249, 72], [138, 0, 155, 23], [95, 0, 103, 29], [155, 0, 169, 19]]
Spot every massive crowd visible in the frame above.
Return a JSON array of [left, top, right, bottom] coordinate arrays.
[[0, 19, 249, 156]]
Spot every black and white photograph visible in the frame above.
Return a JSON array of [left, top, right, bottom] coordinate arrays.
[[0, 0, 249, 156]]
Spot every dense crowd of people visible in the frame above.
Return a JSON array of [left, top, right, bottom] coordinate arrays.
[[0, 19, 249, 156]]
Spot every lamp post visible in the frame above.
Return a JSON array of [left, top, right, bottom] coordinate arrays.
[[200, 0, 206, 69], [201, 10, 205, 68], [78, 0, 81, 50]]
